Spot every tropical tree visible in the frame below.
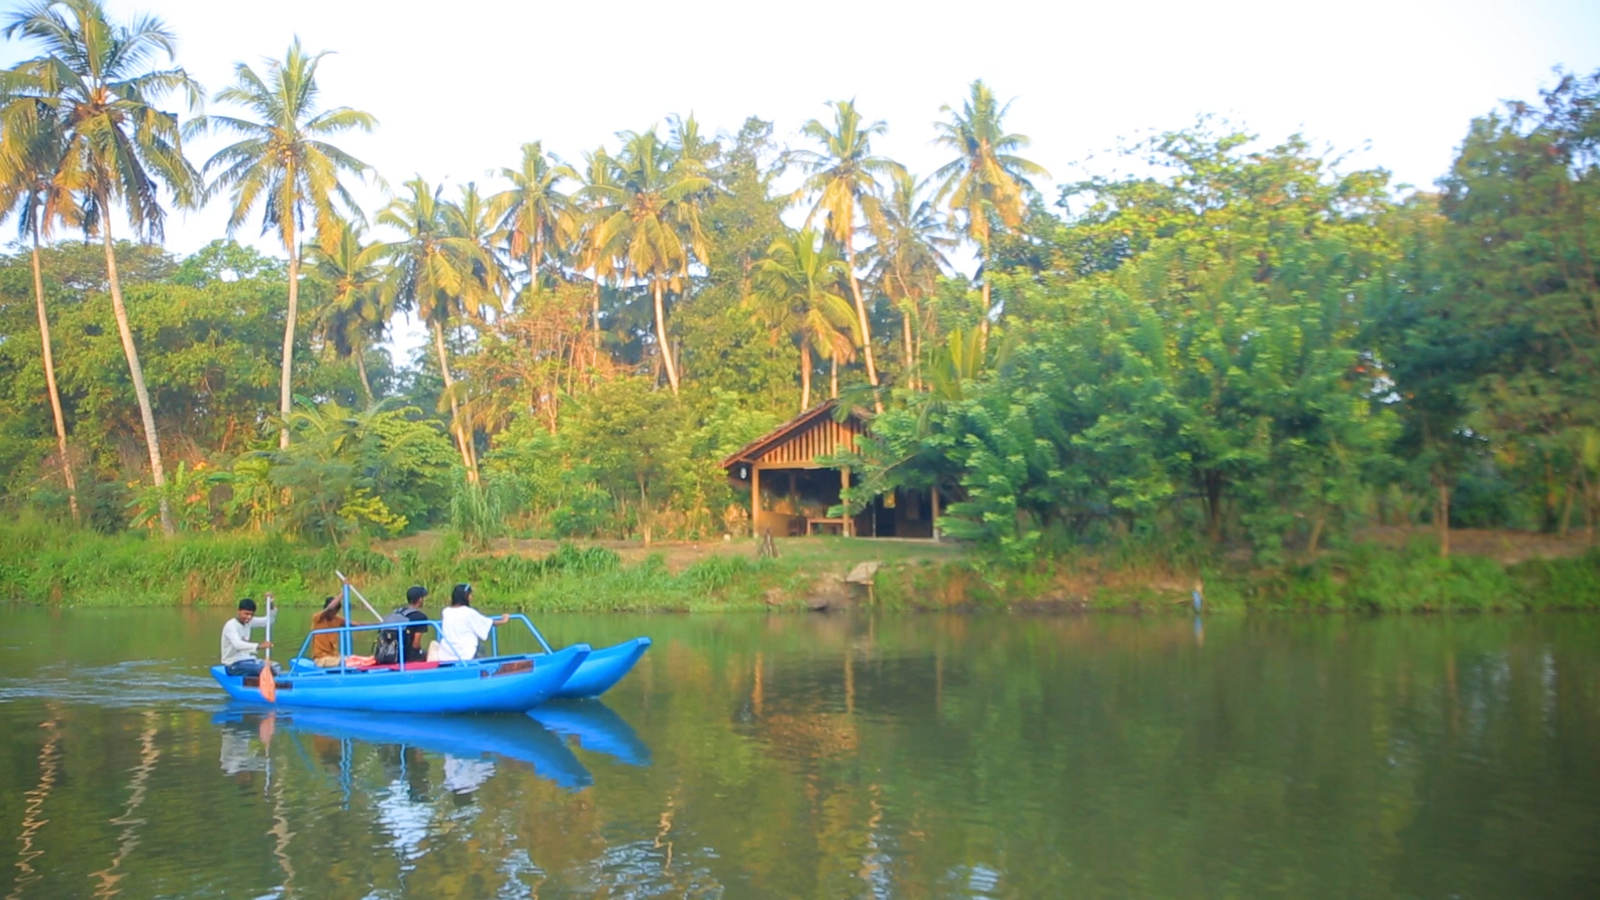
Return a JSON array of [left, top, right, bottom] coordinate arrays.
[[490, 141, 576, 295], [378, 177, 497, 482], [861, 170, 954, 389], [0, 93, 81, 519], [589, 128, 711, 394], [573, 146, 621, 343], [749, 228, 859, 410], [932, 80, 1048, 332], [1, 0, 204, 535], [310, 221, 389, 402], [792, 99, 903, 395], [191, 38, 376, 449]]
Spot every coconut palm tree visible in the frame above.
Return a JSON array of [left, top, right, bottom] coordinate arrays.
[[490, 141, 576, 296], [589, 128, 710, 395], [861, 170, 955, 390], [0, 96, 82, 519], [191, 38, 376, 449], [310, 221, 389, 402], [932, 80, 1048, 331], [792, 99, 904, 397], [749, 229, 859, 411], [378, 177, 496, 482], [2, 0, 204, 536]]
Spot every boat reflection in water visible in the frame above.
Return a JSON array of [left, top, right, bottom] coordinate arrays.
[[529, 701, 653, 767]]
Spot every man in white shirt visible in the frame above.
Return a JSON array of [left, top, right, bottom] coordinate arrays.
[[221, 596, 277, 676], [432, 584, 509, 662]]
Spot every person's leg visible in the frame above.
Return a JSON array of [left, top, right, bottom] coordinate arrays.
[[225, 659, 265, 677]]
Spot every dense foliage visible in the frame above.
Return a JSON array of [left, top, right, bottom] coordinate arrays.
[[0, 1, 1594, 567]]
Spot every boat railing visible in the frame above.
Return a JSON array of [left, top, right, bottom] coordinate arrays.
[[294, 613, 555, 673]]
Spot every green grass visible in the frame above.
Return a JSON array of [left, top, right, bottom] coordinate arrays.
[[3, 518, 1595, 613]]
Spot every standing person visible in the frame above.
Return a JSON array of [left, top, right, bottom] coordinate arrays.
[[309, 595, 345, 667], [221, 596, 277, 676], [432, 584, 509, 662]]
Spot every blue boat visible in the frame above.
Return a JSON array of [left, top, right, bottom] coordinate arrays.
[[210, 583, 648, 712], [553, 637, 652, 700]]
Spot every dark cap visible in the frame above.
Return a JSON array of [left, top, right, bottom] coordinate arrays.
[[406, 585, 429, 605], [237, 598, 257, 612]]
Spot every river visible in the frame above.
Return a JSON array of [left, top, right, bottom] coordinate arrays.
[[0, 608, 1596, 898]]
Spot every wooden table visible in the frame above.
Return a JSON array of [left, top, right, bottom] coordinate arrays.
[[806, 517, 847, 535]]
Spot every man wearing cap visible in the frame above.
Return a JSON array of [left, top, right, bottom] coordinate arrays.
[[377, 585, 432, 664], [221, 596, 277, 676]]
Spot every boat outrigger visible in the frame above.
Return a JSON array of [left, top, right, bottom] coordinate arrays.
[[210, 580, 649, 713]]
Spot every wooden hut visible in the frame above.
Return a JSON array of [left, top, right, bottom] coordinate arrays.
[[720, 400, 938, 539]]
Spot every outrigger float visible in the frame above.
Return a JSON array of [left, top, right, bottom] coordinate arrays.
[[210, 580, 650, 714]]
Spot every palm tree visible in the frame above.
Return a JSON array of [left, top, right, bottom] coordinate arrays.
[[572, 146, 624, 347], [861, 170, 954, 390], [932, 80, 1048, 332], [378, 177, 497, 482], [2, 0, 204, 536], [792, 99, 904, 398], [310, 221, 389, 402], [749, 229, 859, 411], [191, 38, 376, 449], [0, 96, 82, 519], [490, 141, 576, 296], [589, 128, 710, 395]]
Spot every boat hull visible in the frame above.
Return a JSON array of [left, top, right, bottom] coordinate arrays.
[[210, 644, 591, 714], [552, 637, 651, 700]]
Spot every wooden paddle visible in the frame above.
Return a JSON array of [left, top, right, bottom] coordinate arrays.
[[259, 592, 278, 703]]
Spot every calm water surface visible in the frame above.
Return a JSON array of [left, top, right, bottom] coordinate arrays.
[[0, 608, 1597, 899]]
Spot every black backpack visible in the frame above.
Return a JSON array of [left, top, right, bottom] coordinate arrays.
[[372, 608, 410, 664]]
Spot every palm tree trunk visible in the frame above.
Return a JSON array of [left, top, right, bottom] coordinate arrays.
[[900, 297, 916, 392], [433, 320, 479, 483], [800, 341, 813, 411], [1437, 479, 1451, 559], [653, 279, 680, 394], [278, 238, 300, 449], [830, 353, 839, 399], [100, 215, 172, 536], [843, 238, 881, 398], [354, 345, 374, 405], [31, 219, 77, 522], [532, 227, 543, 295], [590, 274, 603, 348]]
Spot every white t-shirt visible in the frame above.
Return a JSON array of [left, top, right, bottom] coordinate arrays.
[[436, 606, 495, 661]]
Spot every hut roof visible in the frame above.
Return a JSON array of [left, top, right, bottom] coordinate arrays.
[[720, 399, 871, 471]]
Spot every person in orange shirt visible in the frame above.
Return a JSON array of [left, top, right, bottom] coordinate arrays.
[[309, 596, 345, 667]]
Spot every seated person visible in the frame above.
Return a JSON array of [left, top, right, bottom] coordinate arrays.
[[374, 586, 431, 665], [398, 585, 430, 662], [309, 596, 345, 667], [430, 583, 509, 662], [220, 596, 278, 676]]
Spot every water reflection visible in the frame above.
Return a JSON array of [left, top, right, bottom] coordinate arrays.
[[528, 701, 653, 767], [214, 705, 605, 791]]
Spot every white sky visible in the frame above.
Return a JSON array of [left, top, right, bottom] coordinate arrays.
[[4, 0, 1597, 356]]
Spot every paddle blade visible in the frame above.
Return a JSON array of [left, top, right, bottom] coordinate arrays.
[[258, 665, 277, 703]]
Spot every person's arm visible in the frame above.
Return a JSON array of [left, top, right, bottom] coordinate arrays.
[[469, 609, 499, 641]]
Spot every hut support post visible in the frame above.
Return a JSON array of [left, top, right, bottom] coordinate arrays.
[[842, 467, 853, 537], [751, 464, 762, 538]]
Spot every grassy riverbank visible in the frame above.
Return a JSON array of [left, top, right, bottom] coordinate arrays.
[[2, 520, 1596, 612]]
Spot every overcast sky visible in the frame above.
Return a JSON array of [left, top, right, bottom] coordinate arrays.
[[3, 0, 1597, 353]]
